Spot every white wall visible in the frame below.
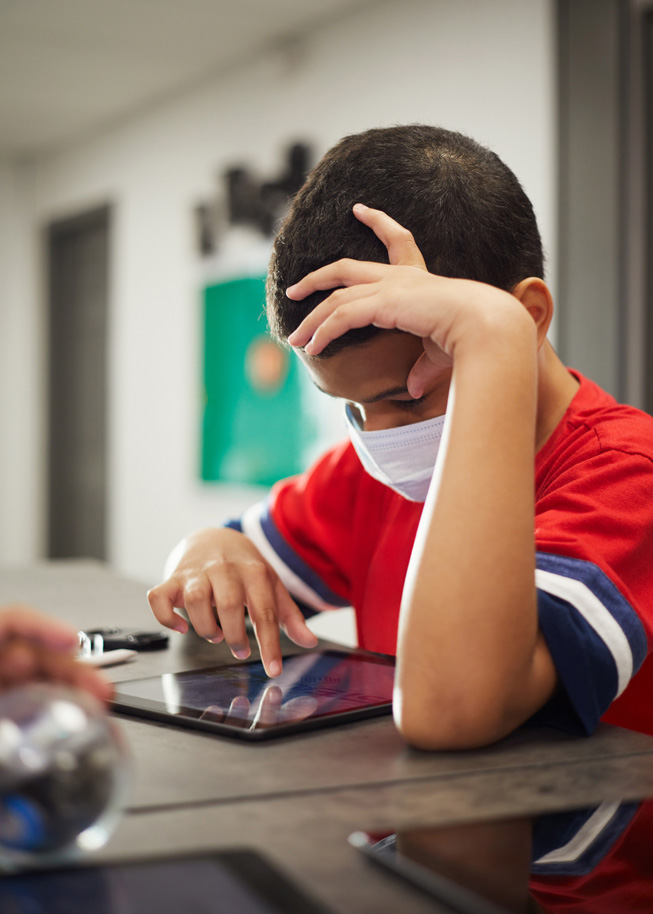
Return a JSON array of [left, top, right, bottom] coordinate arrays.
[[1, 0, 556, 584], [0, 163, 45, 563]]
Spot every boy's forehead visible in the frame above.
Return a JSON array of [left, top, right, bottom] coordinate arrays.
[[297, 332, 425, 403]]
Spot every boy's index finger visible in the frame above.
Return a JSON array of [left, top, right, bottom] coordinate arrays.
[[286, 260, 385, 348], [352, 203, 427, 269], [286, 258, 382, 301]]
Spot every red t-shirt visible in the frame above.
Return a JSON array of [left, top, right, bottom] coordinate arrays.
[[231, 372, 653, 736]]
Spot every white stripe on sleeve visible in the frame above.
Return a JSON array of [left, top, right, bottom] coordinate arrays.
[[535, 568, 633, 696], [533, 801, 621, 865], [241, 504, 338, 612]]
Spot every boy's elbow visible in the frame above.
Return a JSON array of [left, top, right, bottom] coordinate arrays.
[[393, 688, 516, 752]]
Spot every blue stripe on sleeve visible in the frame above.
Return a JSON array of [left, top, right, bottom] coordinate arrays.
[[223, 514, 319, 617], [531, 802, 639, 876], [531, 553, 647, 735], [535, 591, 618, 734], [537, 552, 647, 673]]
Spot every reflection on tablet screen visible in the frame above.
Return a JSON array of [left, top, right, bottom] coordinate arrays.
[[1, 860, 261, 914], [114, 650, 395, 731], [0, 852, 333, 914], [352, 796, 653, 914]]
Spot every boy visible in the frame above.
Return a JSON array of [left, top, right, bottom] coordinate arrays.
[[148, 125, 653, 749]]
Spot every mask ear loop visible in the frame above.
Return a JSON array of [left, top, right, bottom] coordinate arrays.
[[344, 403, 364, 431]]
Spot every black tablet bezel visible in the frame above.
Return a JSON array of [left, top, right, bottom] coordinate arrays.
[[110, 648, 395, 740], [350, 830, 513, 914], [349, 796, 650, 914], [0, 848, 334, 914]]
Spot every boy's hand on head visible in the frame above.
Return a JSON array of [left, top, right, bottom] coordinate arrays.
[[286, 204, 520, 395], [0, 605, 112, 703], [147, 528, 318, 678]]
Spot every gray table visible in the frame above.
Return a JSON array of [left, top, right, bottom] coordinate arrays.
[[4, 561, 653, 913]]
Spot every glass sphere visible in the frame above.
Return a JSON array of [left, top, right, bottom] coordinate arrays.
[[0, 684, 128, 870]]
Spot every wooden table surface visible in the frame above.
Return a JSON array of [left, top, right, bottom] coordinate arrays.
[[3, 561, 653, 913]]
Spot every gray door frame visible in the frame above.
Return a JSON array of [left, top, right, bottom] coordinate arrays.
[[556, 0, 631, 402], [47, 204, 111, 559]]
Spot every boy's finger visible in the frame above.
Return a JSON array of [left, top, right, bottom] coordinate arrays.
[[147, 581, 188, 634], [352, 203, 427, 269], [275, 582, 319, 649], [288, 283, 379, 349], [211, 582, 249, 656], [303, 297, 388, 356], [406, 350, 447, 399], [244, 579, 282, 678], [286, 259, 384, 302], [183, 576, 223, 642]]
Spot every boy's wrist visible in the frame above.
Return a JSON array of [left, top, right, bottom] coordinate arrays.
[[448, 293, 536, 363]]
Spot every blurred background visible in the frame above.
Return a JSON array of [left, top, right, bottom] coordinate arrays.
[[0, 0, 650, 593]]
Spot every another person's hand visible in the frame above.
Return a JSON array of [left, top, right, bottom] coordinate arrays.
[[0, 605, 112, 702], [147, 527, 318, 678]]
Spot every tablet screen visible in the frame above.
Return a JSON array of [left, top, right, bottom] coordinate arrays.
[[0, 850, 333, 914], [111, 649, 395, 738], [350, 795, 653, 914]]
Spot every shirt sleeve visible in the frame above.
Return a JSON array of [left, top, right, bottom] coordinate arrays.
[[530, 800, 653, 913], [531, 800, 639, 876], [532, 449, 652, 735], [226, 441, 357, 614]]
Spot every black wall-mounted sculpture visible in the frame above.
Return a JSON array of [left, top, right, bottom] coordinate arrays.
[[195, 142, 311, 256]]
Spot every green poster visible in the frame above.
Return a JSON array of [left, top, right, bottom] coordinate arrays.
[[202, 275, 315, 486]]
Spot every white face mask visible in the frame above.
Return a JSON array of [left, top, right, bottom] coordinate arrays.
[[344, 403, 446, 502]]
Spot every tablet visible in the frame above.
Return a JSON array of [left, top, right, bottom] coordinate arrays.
[[111, 648, 395, 740], [0, 848, 334, 914], [350, 794, 652, 914]]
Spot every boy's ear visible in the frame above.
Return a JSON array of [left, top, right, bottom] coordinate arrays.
[[511, 278, 553, 349]]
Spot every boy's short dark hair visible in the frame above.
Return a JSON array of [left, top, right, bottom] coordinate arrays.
[[267, 124, 545, 356]]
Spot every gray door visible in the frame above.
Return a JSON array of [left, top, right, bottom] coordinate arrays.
[[47, 206, 110, 559]]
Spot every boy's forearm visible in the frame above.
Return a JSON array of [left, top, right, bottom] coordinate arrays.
[[395, 311, 557, 749]]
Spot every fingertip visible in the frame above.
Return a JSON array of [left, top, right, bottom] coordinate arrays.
[[268, 659, 282, 677], [406, 378, 425, 399], [169, 611, 188, 634], [289, 628, 319, 649], [303, 628, 319, 647], [287, 328, 305, 347]]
